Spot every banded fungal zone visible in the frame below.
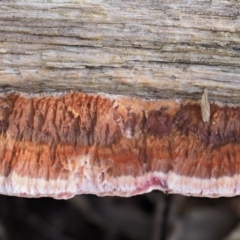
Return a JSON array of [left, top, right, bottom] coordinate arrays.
[[0, 92, 238, 199]]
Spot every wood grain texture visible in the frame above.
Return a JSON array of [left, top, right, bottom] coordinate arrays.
[[0, 0, 240, 101]]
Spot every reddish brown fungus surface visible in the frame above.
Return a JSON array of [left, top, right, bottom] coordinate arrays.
[[0, 92, 239, 199]]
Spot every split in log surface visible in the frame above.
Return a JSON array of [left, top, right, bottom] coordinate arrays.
[[0, 92, 240, 199]]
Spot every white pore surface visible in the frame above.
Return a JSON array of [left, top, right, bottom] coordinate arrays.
[[0, 169, 239, 199]]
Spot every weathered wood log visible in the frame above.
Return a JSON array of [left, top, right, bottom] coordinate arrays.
[[0, 0, 240, 102]]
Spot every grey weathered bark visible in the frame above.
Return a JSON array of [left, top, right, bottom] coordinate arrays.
[[0, 0, 240, 102]]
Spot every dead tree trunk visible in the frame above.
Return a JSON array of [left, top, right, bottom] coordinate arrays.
[[0, 0, 240, 102]]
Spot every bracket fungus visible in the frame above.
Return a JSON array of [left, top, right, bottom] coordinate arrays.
[[0, 91, 239, 199]]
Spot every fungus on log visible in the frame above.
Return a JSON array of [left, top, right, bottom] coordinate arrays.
[[0, 91, 239, 199]]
